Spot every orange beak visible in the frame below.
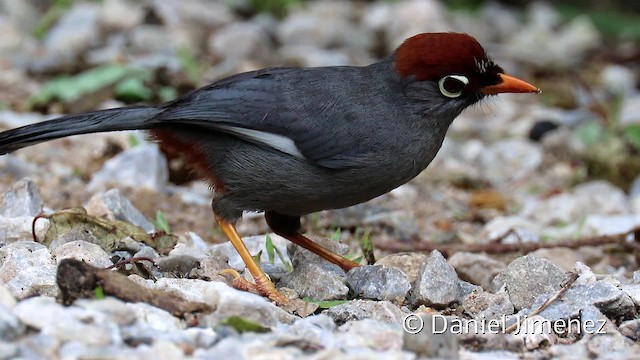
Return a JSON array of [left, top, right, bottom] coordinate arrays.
[[481, 74, 540, 95]]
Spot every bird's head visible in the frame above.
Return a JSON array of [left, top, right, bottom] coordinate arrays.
[[393, 33, 539, 116]]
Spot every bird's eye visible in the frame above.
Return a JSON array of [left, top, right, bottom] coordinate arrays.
[[438, 75, 469, 98]]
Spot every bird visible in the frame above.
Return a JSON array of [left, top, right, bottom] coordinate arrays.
[[0, 32, 539, 304]]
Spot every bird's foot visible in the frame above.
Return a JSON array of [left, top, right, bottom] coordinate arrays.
[[220, 269, 289, 305]]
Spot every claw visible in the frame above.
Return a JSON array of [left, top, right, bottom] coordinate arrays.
[[219, 268, 289, 305]]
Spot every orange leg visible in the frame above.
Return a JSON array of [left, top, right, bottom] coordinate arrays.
[[216, 217, 289, 305], [265, 211, 360, 272]]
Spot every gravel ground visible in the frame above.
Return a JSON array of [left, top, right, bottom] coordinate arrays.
[[0, 0, 639, 359]]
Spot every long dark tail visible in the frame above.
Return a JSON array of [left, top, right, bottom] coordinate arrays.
[[0, 106, 162, 155]]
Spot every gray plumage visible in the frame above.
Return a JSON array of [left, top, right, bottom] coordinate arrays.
[[0, 55, 478, 222]]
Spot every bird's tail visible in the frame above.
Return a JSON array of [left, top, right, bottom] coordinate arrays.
[[0, 106, 162, 155]]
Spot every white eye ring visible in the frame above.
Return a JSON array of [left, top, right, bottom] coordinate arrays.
[[438, 75, 469, 98]]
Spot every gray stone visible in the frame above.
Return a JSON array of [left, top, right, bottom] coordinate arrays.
[[208, 22, 272, 61], [620, 94, 640, 126], [375, 252, 426, 283], [197, 332, 303, 359], [463, 288, 514, 321], [287, 234, 349, 265], [365, 0, 449, 49], [410, 250, 459, 307], [335, 319, 404, 353], [520, 181, 629, 226], [17, 333, 61, 360], [0, 216, 37, 243], [619, 319, 640, 341], [582, 214, 640, 237], [512, 315, 557, 350], [0, 341, 18, 360], [346, 265, 410, 302], [0, 155, 39, 181], [287, 314, 336, 345], [448, 252, 505, 289], [210, 234, 291, 272], [74, 298, 137, 327], [631, 175, 640, 200], [155, 255, 199, 277], [0, 283, 16, 308], [13, 297, 116, 346], [85, 189, 154, 233], [480, 139, 542, 186], [0, 110, 47, 129], [501, 255, 565, 310], [129, 25, 176, 54], [403, 314, 459, 359], [580, 306, 640, 356], [0, 304, 23, 341], [88, 144, 169, 192], [325, 300, 406, 325], [154, 0, 235, 28], [123, 301, 183, 332], [620, 284, 640, 307], [529, 248, 583, 272], [458, 280, 482, 301], [276, 1, 370, 51], [583, 333, 640, 359], [34, 4, 101, 71], [0, 178, 42, 217], [580, 306, 617, 334], [0, 241, 58, 299], [142, 278, 296, 327], [634, 270, 640, 284], [101, 0, 144, 30], [601, 65, 636, 96], [481, 216, 541, 244], [506, 6, 600, 69], [190, 256, 229, 283], [278, 261, 348, 301], [1, 0, 39, 32], [529, 282, 636, 321], [51, 240, 113, 268], [278, 45, 351, 67]]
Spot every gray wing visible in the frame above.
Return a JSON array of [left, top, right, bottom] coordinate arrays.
[[153, 67, 372, 169]]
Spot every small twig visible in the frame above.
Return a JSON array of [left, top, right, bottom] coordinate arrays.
[[505, 271, 580, 333], [105, 256, 158, 270], [31, 213, 47, 242], [377, 226, 640, 256]]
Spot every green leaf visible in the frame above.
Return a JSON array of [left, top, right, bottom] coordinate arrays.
[[115, 77, 152, 102], [272, 244, 293, 272], [302, 297, 348, 309], [218, 316, 270, 333], [94, 285, 105, 300], [154, 211, 171, 233], [177, 47, 202, 85], [329, 228, 341, 242], [358, 228, 375, 265], [29, 65, 141, 107], [247, 0, 302, 17], [265, 234, 275, 264], [344, 254, 363, 264], [159, 86, 178, 102], [128, 133, 141, 148], [252, 250, 262, 265], [32, 0, 71, 39], [624, 125, 640, 151], [575, 122, 604, 146]]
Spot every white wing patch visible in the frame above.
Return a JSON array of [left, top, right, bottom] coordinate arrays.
[[215, 124, 305, 159]]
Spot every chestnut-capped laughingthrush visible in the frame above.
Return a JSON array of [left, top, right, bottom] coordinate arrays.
[[0, 32, 539, 304]]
